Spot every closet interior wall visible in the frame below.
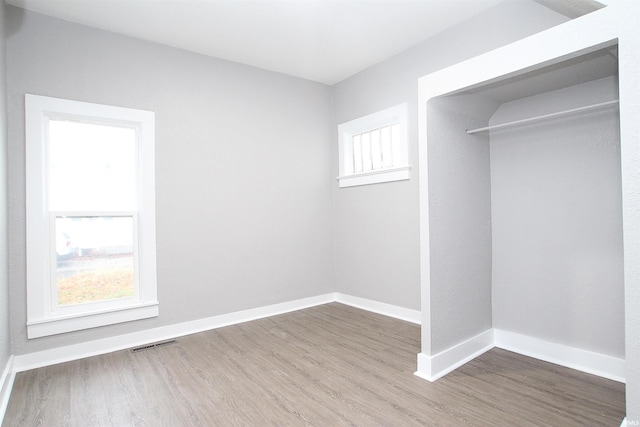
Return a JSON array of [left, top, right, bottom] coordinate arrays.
[[490, 75, 623, 359], [426, 94, 497, 354], [427, 51, 623, 362]]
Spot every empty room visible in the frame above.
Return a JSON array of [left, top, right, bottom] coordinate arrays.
[[1, 0, 639, 425]]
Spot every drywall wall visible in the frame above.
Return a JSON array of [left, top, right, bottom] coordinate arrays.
[[6, 7, 334, 355], [426, 95, 497, 353], [332, 0, 568, 311], [0, 2, 11, 370], [490, 76, 624, 358]]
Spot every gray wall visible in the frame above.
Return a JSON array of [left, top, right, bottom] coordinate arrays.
[[2, 0, 588, 357], [6, 7, 334, 355], [332, 1, 568, 311], [426, 95, 497, 353], [0, 2, 11, 370], [490, 76, 624, 358]]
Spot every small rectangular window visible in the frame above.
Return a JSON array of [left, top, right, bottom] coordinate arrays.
[[337, 103, 410, 188], [351, 124, 400, 172], [26, 94, 158, 338]]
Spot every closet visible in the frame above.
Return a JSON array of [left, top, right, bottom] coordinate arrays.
[[487, 56, 622, 360], [433, 45, 622, 356], [416, 5, 640, 421], [417, 39, 626, 382]]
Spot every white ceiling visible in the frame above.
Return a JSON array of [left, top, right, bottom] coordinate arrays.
[[7, 0, 508, 85]]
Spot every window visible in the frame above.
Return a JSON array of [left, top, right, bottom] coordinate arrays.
[[26, 94, 158, 338], [337, 103, 410, 188]]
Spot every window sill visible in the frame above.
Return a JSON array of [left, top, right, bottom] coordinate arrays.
[[27, 301, 159, 339], [337, 166, 411, 188]]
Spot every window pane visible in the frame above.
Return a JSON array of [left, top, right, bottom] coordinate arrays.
[[48, 120, 137, 211], [353, 134, 363, 173], [55, 216, 135, 306], [380, 126, 393, 168], [391, 123, 400, 164], [371, 129, 382, 170], [361, 132, 372, 172]]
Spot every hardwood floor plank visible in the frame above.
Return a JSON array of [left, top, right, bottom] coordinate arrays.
[[2, 303, 625, 426]]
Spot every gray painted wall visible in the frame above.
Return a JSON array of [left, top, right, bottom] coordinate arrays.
[[490, 76, 624, 358], [426, 95, 497, 353], [0, 2, 11, 371], [332, 1, 568, 311], [6, 7, 334, 355]]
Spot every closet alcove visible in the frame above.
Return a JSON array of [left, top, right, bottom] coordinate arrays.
[[429, 44, 623, 364], [416, 4, 640, 421], [482, 48, 622, 358]]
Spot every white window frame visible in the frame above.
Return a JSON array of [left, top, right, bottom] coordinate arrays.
[[25, 94, 158, 339], [337, 103, 410, 188]]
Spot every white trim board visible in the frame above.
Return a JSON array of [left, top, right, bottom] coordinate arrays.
[[9, 293, 623, 385], [12, 293, 420, 373], [0, 356, 15, 423], [335, 293, 421, 324], [414, 328, 625, 384], [13, 293, 331, 372], [415, 329, 494, 382], [494, 329, 625, 383]]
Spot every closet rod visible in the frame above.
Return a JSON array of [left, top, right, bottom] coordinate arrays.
[[465, 99, 619, 134]]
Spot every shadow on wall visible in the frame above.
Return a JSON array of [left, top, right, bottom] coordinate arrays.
[[5, 6, 26, 38]]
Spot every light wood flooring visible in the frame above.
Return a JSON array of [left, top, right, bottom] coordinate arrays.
[[3, 303, 625, 426]]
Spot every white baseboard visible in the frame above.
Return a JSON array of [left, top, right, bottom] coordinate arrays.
[[13, 293, 336, 372], [12, 293, 419, 373], [414, 329, 494, 382], [494, 329, 625, 383], [413, 327, 625, 385], [334, 293, 421, 324], [10, 295, 624, 389], [0, 355, 15, 424]]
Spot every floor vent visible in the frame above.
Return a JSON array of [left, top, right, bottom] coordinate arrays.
[[130, 339, 178, 353]]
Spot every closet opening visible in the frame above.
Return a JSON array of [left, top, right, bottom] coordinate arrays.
[[419, 43, 623, 380], [477, 45, 622, 368], [417, 4, 640, 421]]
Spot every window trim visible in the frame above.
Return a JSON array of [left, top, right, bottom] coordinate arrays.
[[337, 103, 410, 188], [25, 94, 158, 339]]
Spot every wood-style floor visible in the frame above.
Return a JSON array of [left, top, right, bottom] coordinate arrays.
[[3, 303, 625, 426]]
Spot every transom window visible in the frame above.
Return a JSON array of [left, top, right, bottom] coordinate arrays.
[[352, 123, 399, 173], [26, 94, 158, 338], [337, 103, 410, 188]]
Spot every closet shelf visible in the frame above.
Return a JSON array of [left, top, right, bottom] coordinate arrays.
[[465, 99, 619, 134]]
